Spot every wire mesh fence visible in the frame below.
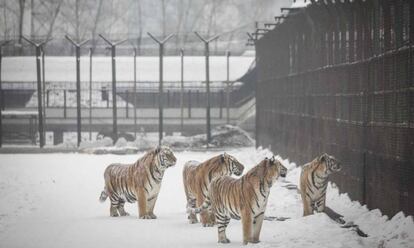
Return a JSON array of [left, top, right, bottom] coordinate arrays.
[[255, 0, 413, 217]]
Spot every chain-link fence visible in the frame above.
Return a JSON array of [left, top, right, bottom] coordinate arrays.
[[255, 0, 413, 217]]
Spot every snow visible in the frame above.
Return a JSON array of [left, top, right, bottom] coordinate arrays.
[[57, 125, 255, 154], [291, 0, 311, 8], [25, 87, 133, 108], [0, 147, 413, 248], [1, 110, 38, 116], [2, 56, 254, 83]]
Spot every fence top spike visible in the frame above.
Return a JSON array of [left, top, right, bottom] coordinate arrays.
[[22, 36, 50, 47], [98, 34, 113, 46]]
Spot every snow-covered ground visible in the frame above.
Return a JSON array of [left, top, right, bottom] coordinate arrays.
[[0, 147, 413, 248]]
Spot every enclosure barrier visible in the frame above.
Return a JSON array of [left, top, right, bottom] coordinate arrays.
[[254, 0, 413, 217]]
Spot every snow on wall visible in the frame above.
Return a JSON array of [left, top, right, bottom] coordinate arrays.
[[291, 0, 311, 8], [25, 89, 133, 108], [2, 56, 254, 83]]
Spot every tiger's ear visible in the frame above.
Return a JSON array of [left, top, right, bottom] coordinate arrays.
[[220, 154, 225, 163], [270, 156, 276, 165], [155, 146, 161, 154], [257, 161, 267, 178], [318, 153, 328, 163]]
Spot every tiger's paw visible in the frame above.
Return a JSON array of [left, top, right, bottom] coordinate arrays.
[[218, 238, 230, 244], [110, 212, 119, 217], [119, 212, 130, 216], [202, 222, 214, 227], [250, 239, 260, 244], [149, 213, 157, 219], [140, 214, 153, 219], [188, 218, 198, 224]]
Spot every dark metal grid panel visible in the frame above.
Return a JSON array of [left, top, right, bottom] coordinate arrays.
[[255, 0, 413, 217]]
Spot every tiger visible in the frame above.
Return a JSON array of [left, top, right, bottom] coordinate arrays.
[[188, 156, 287, 245], [299, 153, 341, 216], [183, 152, 245, 226], [99, 145, 177, 219]]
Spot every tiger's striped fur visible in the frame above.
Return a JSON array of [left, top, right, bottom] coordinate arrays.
[[189, 156, 287, 244], [99, 146, 177, 219], [300, 153, 341, 216], [183, 153, 244, 226]]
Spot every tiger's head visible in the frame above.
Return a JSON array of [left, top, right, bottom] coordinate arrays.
[[155, 145, 177, 170], [318, 153, 341, 174], [221, 153, 244, 176], [260, 156, 287, 187]]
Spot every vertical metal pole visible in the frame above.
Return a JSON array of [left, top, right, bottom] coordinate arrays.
[[180, 49, 184, 133], [147, 33, 174, 146], [0, 47, 2, 147], [220, 90, 223, 119], [159, 43, 164, 145], [21, 37, 49, 147], [126, 90, 129, 118], [46, 90, 49, 107], [63, 90, 67, 118], [41, 47, 46, 135], [75, 46, 81, 147], [194, 32, 218, 145], [205, 42, 211, 144], [65, 35, 89, 146], [36, 46, 45, 148], [188, 90, 191, 118], [89, 48, 92, 141], [111, 45, 118, 142], [133, 48, 137, 139], [226, 51, 230, 124]]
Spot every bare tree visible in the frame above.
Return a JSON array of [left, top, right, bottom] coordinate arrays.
[[136, 0, 143, 54], [45, 0, 63, 41], [90, 0, 103, 51], [160, 0, 168, 39], [18, 0, 26, 44], [0, 0, 291, 55], [1, 0, 10, 38], [30, 0, 34, 38]]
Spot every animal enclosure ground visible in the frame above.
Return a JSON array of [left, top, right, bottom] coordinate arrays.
[[0, 148, 413, 248]]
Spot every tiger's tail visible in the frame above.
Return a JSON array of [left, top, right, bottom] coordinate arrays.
[[99, 188, 108, 203], [186, 195, 211, 214]]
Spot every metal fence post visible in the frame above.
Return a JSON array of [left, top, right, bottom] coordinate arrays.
[[220, 90, 223, 119], [225, 50, 231, 124], [65, 35, 89, 147], [22, 36, 49, 148], [40, 47, 46, 134], [99, 35, 127, 143], [180, 49, 184, 133], [147, 32, 174, 146], [133, 48, 137, 139], [188, 90, 192, 118], [126, 90, 129, 118], [0, 41, 9, 147], [194, 32, 219, 146], [89, 48, 92, 141], [247, 32, 258, 147], [46, 90, 50, 107], [63, 90, 67, 118]]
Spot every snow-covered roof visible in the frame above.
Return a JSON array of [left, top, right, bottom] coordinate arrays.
[[291, 0, 311, 8], [2, 110, 38, 116], [2, 56, 254, 83]]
